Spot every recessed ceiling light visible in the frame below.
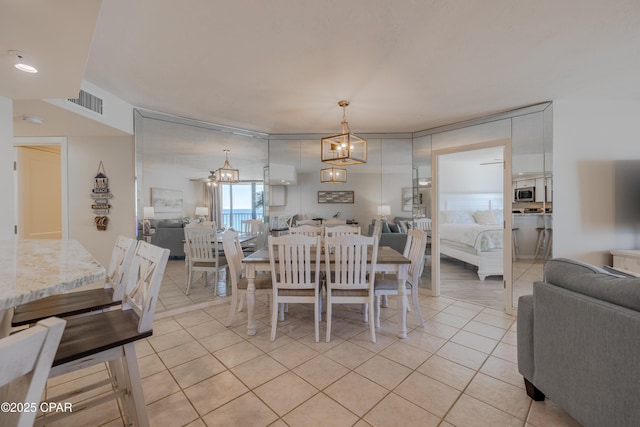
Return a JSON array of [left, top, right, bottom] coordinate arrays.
[[8, 50, 38, 74]]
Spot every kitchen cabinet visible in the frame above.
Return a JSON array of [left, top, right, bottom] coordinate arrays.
[[514, 178, 536, 189]]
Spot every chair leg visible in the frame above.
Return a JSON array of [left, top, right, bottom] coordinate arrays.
[[411, 289, 425, 328], [314, 299, 320, 343], [238, 291, 245, 312], [363, 303, 369, 323], [270, 296, 279, 341], [122, 342, 149, 427], [326, 295, 332, 342], [226, 291, 238, 327], [368, 298, 376, 343], [375, 295, 381, 328], [186, 267, 193, 295]]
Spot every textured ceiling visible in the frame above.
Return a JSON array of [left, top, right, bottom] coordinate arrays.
[[6, 0, 640, 137]]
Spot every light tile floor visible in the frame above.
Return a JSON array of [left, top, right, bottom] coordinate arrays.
[[41, 269, 583, 427]]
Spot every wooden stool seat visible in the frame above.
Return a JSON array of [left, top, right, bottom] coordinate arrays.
[[12, 288, 117, 327], [52, 309, 152, 367]]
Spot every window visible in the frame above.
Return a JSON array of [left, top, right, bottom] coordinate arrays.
[[221, 182, 263, 229]]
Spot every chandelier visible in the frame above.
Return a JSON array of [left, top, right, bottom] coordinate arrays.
[[321, 100, 367, 165], [320, 166, 347, 184], [214, 149, 239, 183]]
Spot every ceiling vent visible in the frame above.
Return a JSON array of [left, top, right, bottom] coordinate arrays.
[[67, 89, 103, 115]]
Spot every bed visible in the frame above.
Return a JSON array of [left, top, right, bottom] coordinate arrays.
[[438, 207, 504, 281]]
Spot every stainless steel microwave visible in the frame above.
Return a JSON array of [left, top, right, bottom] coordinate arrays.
[[515, 186, 535, 202]]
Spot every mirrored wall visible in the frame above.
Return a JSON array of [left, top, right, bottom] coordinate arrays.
[[412, 102, 552, 311], [266, 134, 413, 231], [134, 109, 268, 312], [135, 103, 551, 313]]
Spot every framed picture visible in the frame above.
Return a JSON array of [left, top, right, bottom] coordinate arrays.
[[318, 190, 354, 204], [402, 187, 416, 211], [151, 188, 183, 213]]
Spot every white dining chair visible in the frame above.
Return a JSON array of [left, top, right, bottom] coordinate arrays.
[[268, 234, 322, 342], [324, 224, 361, 237], [37, 241, 169, 427], [242, 219, 263, 235], [289, 224, 322, 237], [0, 317, 66, 427], [184, 225, 225, 295], [223, 229, 273, 327], [324, 234, 378, 343], [374, 229, 428, 328], [12, 236, 137, 327]]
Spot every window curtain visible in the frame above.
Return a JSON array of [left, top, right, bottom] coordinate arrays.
[[202, 183, 222, 227]]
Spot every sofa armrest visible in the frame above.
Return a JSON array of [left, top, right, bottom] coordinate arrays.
[[517, 294, 535, 381]]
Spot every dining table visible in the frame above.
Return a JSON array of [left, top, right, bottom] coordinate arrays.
[[242, 245, 412, 339], [0, 239, 106, 337]]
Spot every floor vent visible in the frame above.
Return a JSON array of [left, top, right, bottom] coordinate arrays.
[[67, 89, 103, 115]]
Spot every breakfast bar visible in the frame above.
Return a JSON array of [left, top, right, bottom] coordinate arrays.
[[0, 239, 106, 336]]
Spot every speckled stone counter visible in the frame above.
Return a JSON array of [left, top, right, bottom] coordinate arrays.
[[0, 239, 105, 311]]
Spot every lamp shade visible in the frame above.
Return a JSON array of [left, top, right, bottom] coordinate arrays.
[[195, 206, 208, 217], [377, 205, 391, 216], [143, 207, 155, 218], [320, 167, 347, 184]]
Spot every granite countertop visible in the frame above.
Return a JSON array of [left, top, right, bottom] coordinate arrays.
[[0, 239, 106, 310]]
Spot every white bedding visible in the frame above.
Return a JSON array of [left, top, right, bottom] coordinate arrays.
[[440, 223, 503, 252]]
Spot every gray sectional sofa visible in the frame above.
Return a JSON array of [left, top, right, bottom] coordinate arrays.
[[517, 258, 640, 427]]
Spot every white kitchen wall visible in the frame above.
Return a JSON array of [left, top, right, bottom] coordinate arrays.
[[553, 99, 640, 266], [67, 136, 136, 267], [0, 96, 15, 240]]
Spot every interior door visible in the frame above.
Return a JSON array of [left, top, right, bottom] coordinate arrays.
[[433, 142, 513, 313], [16, 145, 62, 239]]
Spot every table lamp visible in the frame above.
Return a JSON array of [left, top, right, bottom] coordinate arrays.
[[143, 207, 155, 236], [195, 206, 208, 222], [377, 205, 391, 221]]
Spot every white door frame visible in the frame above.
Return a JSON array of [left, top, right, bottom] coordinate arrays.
[[13, 137, 69, 240], [431, 139, 514, 314]]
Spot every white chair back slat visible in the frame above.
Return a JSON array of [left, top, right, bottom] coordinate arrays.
[[122, 241, 170, 333], [242, 219, 263, 235], [328, 234, 375, 289], [405, 229, 428, 282], [269, 234, 320, 290], [106, 236, 137, 301]]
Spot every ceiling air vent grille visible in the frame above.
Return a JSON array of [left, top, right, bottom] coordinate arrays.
[[67, 89, 103, 115]]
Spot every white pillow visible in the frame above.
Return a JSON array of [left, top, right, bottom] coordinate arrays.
[[473, 210, 499, 225]]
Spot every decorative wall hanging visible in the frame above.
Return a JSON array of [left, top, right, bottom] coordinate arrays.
[[317, 190, 354, 204], [91, 161, 113, 230]]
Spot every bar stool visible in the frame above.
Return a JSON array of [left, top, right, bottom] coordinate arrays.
[[534, 227, 552, 259], [512, 227, 520, 259]]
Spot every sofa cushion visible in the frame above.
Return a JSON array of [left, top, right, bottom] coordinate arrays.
[[388, 223, 399, 233], [543, 258, 640, 312]]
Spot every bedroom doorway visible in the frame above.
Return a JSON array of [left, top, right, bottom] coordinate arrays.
[[432, 142, 513, 314]]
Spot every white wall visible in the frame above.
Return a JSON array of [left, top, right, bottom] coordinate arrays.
[[0, 97, 15, 240], [270, 171, 412, 227], [553, 99, 640, 266], [67, 136, 136, 267]]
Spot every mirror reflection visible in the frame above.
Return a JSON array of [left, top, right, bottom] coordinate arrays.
[[134, 110, 268, 312], [135, 104, 551, 314]]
